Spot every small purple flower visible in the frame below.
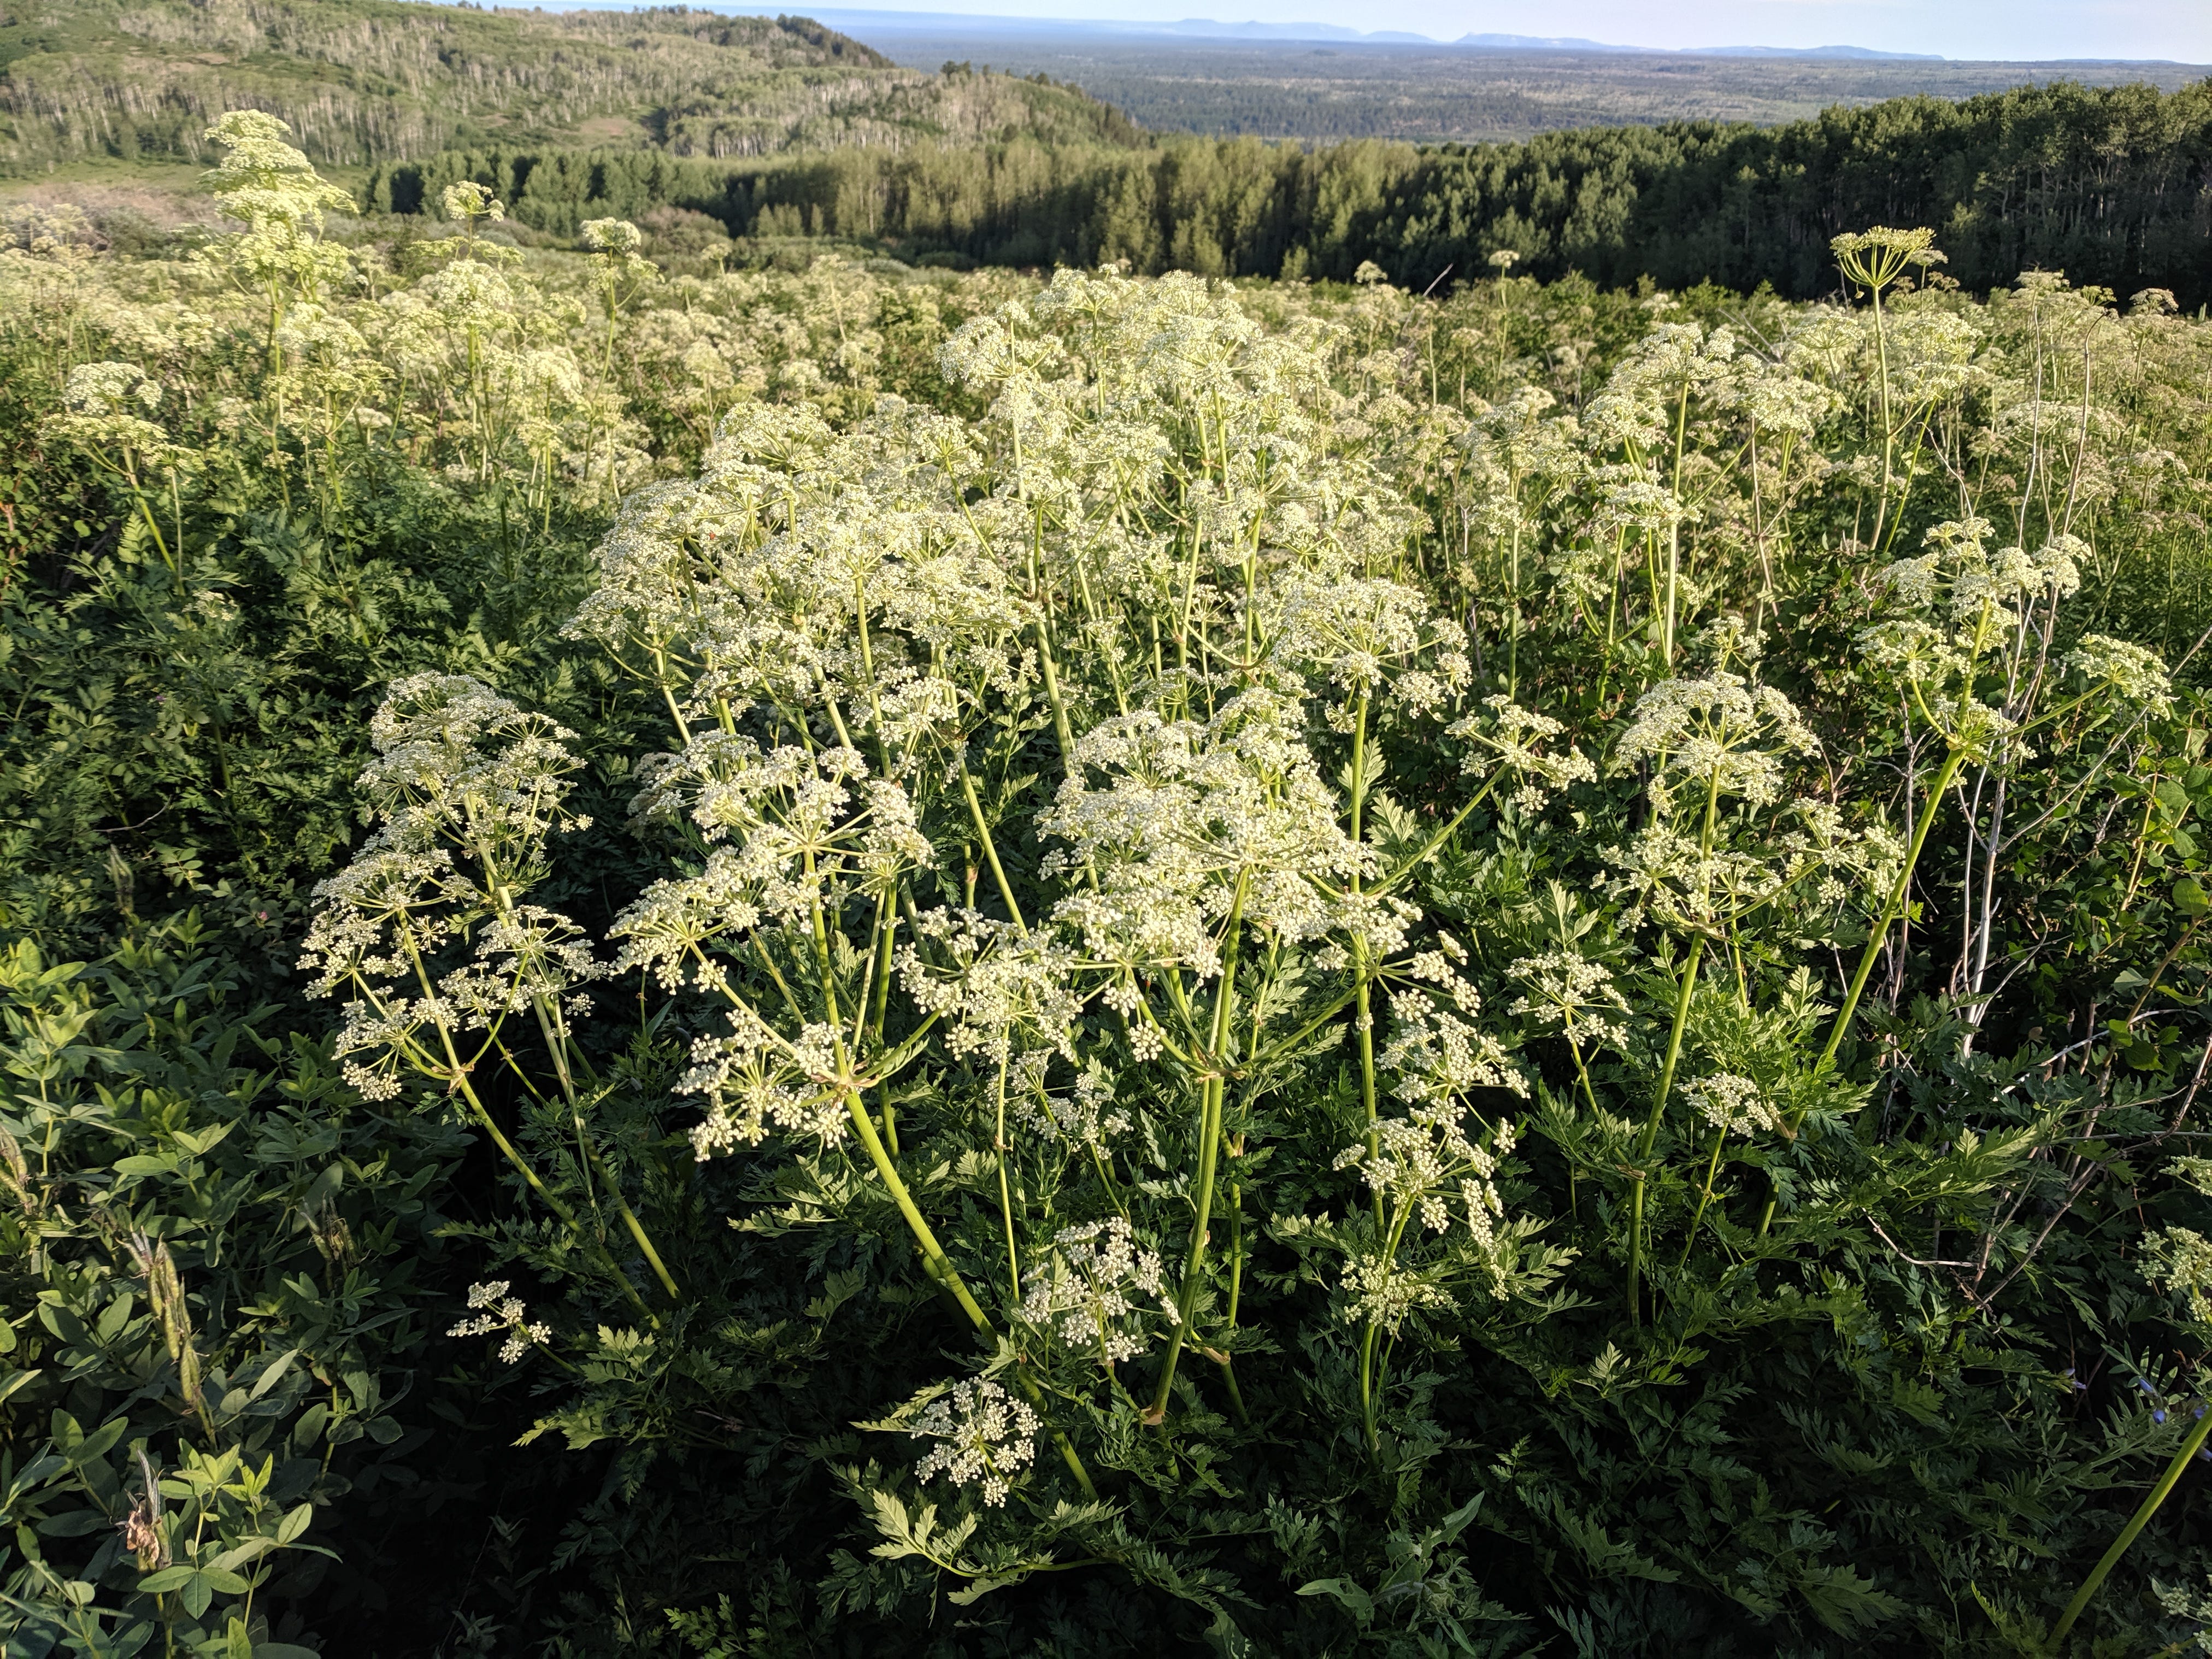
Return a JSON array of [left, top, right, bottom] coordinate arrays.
[[2154, 1409, 2168, 1423]]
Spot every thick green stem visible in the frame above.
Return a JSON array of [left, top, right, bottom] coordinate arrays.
[[1358, 1318, 1384, 1449], [1677, 1129, 1728, 1270], [1663, 384, 1690, 668], [958, 760, 1027, 933], [2052, 1403, 2212, 1643], [1149, 1078, 1222, 1420], [452, 1074, 655, 1324], [843, 1090, 988, 1328], [1150, 875, 1249, 1421], [1758, 745, 1967, 1236], [1346, 695, 1385, 1223], [995, 1064, 1020, 1305], [869, 900, 901, 1152], [602, 1179, 683, 1304], [1629, 933, 1704, 1326], [1809, 744, 1970, 1094], [842, 1086, 1099, 1498], [1358, 1202, 1415, 1449], [1214, 1175, 1248, 1425]]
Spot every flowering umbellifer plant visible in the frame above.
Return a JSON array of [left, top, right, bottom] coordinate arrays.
[[285, 248, 2207, 1638]]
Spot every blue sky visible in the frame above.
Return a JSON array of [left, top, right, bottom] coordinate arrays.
[[827, 0, 2212, 62]]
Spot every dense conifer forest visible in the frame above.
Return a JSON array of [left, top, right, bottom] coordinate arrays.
[[363, 77, 2212, 306]]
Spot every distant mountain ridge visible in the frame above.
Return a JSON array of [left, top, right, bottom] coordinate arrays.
[[799, 10, 1951, 58]]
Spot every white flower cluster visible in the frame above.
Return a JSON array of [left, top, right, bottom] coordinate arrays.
[[1264, 574, 1471, 714], [909, 1379, 1040, 1507], [1013, 1056, 1131, 1148], [1337, 1105, 1516, 1248], [301, 676, 604, 1098], [1508, 951, 1631, 1052], [2064, 633, 2174, 716], [1606, 791, 1891, 938], [1685, 1073, 1781, 1138], [448, 1280, 551, 1364], [1019, 1217, 1179, 1364], [1852, 517, 2166, 758], [1379, 1004, 1522, 1109], [676, 1009, 852, 1157], [1884, 519, 2081, 627], [1446, 697, 1596, 815], [614, 743, 929, 997], [1614, 672, 1817, 810], [898, 909, 1082, 1064], [1044, 691, 1369, 974], [64, 360, 162, 416], [1338, 1251, 1456, 1337], [358, 673, 593, 863], [47, 360, 174, 462]]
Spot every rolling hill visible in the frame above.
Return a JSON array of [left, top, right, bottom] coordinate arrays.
[[0, 0, 1143, 174]]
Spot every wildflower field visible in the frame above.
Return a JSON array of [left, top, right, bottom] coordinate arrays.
[[6, 112, 2212, 1656]]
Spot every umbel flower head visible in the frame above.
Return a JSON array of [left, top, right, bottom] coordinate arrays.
[[1445, 697, 1596, 815], [449, 1280, 551, 1364], [1263, 573, 1470, 715], [299, 676, 603, 1103], [1337, 1105, 1516, 1247], [1613, 670, 1817, 810], [2145, 1227, 2212, 1328], [199, 110, 356, 239], [1831, 225, 1946, 296], [1686, 1073, 1781, 1138], [1019, 1217, 1179, 1365], [2148, 1161, 2212, 1329], [1509, 950, 1631, 1052], [360, 673, 592, 870], [908, 1379, 1040, 1507], [1043, 689, 1369, 974]]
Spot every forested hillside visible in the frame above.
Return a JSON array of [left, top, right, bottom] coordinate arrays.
[[9, 0, 2208, 306], [0, 0, 1140, 171], [374, 76, 2212, 305]]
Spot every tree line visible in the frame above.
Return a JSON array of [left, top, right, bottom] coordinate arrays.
[[368, 77, 2212, 305]]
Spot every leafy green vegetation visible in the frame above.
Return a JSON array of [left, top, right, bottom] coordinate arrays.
[[4, 115, 2212, 1658]]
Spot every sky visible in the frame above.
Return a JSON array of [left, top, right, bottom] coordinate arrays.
[[810, 0, 2212, 63]]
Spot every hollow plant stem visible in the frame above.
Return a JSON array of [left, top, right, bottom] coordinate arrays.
[[1346, 693, 1385, 1227], [1151, 875, 1249, 1421], [959, 758, 1027, 933], [1759, 743, 1968, 1236], [1677, 1129, 1728, 1271], [1214, 1174, 1249, 1425], [1628, 933, 1703, 1326], [2051, 1403, 2212, 1644], [838, 1086, 1097, 1498]]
